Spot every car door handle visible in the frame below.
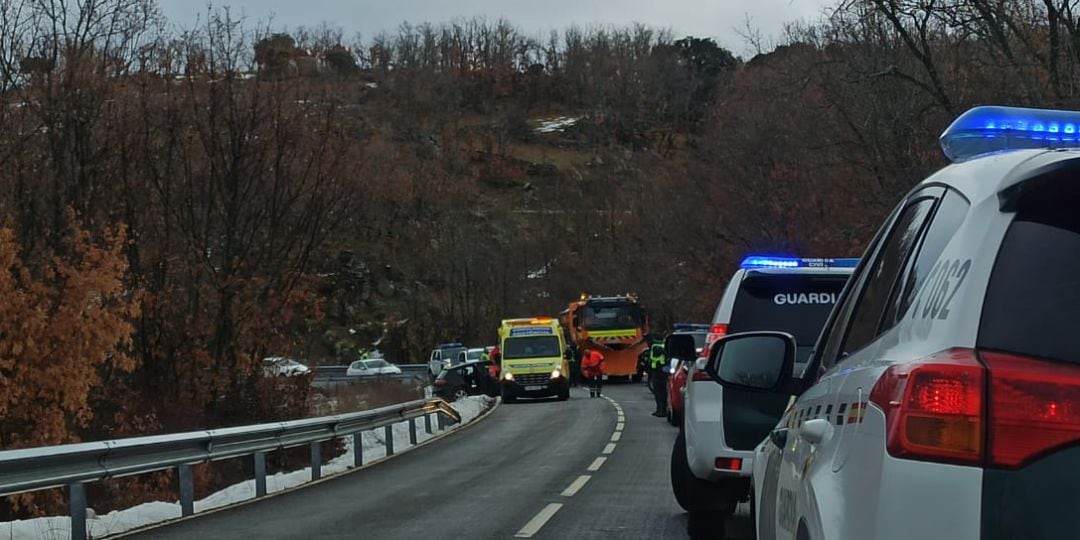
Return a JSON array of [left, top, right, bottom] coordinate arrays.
[[800, 418, 831, 445], [769, 428, 788, 449]]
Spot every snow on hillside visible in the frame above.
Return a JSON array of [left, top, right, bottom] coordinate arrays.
[[534, 116, 580, 133]]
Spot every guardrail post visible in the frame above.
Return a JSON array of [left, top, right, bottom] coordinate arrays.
[[409, 418, 418, 445], [384, 425, 394, 456], [353, 433, 363, 468], [437, 412, 446, 431], [310, 441, 322, 481], [424, 413, 433, 434], [254, 451, 267, 497], [68, 483, 87, 540], [178, 464, 195, 516]]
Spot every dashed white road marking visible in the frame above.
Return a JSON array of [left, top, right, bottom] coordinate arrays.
[[515, 503, 564, 538], [561, 475, 592, 497], [514, 394, 622, 538]]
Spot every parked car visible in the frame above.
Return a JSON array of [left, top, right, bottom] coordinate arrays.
[[452, 347, 486, 367], [666, 323, 709, 426], [673, 256, 854, 536], [434, 360, 499, 400], [346, 358, 403, 377], [261, 357, 310, 377], [428, 342, 467, 377], [738, 106, 1080, 540]]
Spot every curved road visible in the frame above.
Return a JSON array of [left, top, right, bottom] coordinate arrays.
[[128, 384, 753, 539]]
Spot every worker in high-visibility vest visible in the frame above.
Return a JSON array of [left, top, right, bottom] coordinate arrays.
[[581, 344, 606, 398], [648, 340, 668, 417]]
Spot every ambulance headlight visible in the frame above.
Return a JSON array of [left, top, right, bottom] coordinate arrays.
[[502, 371, 514, 381], [550, 368, 562, 379]]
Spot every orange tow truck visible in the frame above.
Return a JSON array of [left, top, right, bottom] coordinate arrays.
[[560, 294, 650, 382]]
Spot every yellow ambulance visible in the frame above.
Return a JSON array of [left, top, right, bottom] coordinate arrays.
[[497, 318, 570, 402]]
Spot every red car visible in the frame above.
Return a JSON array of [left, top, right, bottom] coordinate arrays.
[[665, 325, 708, 426]]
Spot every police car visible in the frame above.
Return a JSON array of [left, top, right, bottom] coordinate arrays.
[[671, 256, 854, 536], [699, 106, 1080, 540], [428, 342, 466, 377]]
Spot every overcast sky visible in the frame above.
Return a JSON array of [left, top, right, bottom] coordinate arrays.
[[156, 0, 835, 56]]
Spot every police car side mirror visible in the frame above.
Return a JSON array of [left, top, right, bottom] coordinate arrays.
[[664, 334, 697, 361], [704, 332, 797, 392]]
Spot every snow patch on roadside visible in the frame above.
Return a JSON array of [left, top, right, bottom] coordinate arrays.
[[534, 116, 580, 133], [2, 396, 493, 540]]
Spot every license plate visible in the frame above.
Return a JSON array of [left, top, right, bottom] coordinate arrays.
[[525, 385, 544, 391]]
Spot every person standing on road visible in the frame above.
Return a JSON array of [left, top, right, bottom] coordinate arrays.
[[581, 344, 606, 398], [648, 339, 669, 417], [637, 332, 662, 388], [488, 345, 501, 379]]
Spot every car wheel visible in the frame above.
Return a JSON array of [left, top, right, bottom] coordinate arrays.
[[687, 510, 726, 540], [558, 387, 570, 401], [454, 388, 468, 400], [673, 430, 734, 514], [671, 431, 694, 511]]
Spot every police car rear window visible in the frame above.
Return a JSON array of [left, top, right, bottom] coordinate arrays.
[[980, 187, 1080, 366], [728, 274, 847, 344]]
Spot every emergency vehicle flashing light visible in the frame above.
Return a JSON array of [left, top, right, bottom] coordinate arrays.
[[740, 256, 860, 269], [940, 105, 1080, 162]]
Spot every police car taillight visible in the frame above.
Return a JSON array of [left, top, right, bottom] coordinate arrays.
[[704, 323, 728, 354], [869, 349, 985, 466], [870, 348, 1080, 469], [981, 351, 1080, 469]]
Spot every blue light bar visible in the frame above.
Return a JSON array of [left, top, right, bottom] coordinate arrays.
[[741, 256, 800, 269], [740, 256, 860, 269], [940, 105, 1080, 162]]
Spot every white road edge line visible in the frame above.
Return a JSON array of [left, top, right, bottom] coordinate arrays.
[[587, 457, 607, 471], [515, 503, 564, 538], [603, 443, 616, 454], [611, 431, 622, 442], [561, 475, 592, 497]]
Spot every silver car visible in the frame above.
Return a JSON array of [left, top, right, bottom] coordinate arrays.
[[346, 358, 403, 377]]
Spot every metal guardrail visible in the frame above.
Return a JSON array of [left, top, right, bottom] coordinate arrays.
[[0, 398, 461, 540]]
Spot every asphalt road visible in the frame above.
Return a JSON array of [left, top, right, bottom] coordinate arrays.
[[129, 384, 753, 539]]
